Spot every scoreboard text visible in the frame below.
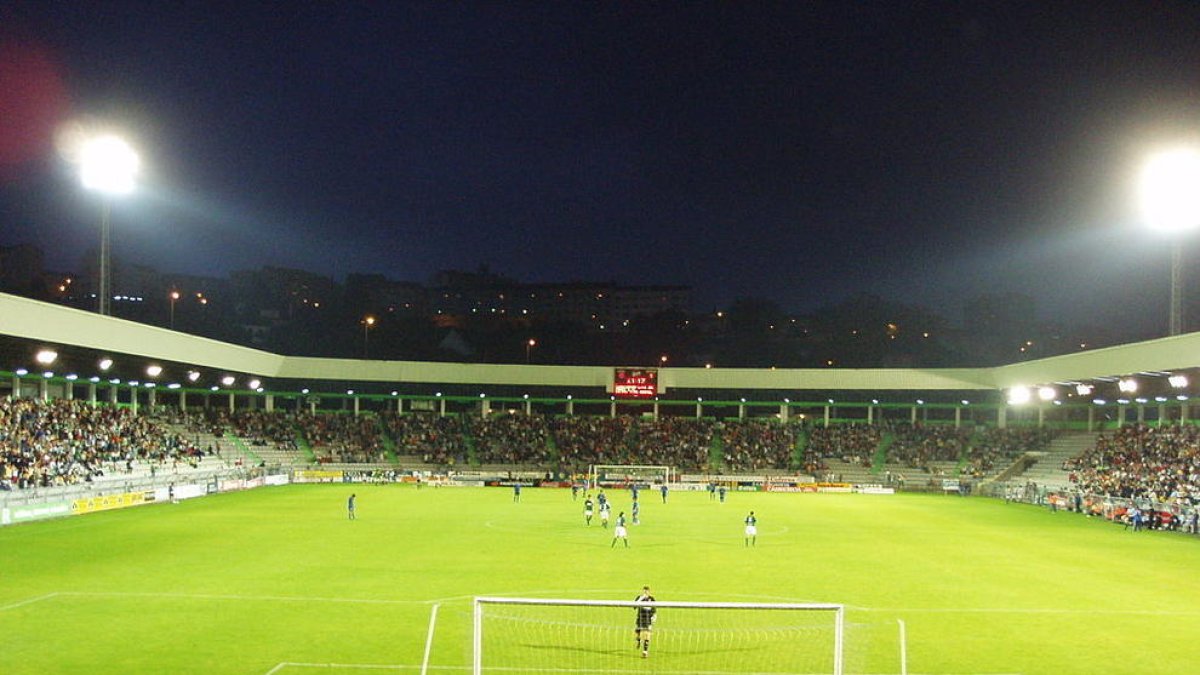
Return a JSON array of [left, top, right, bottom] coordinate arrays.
[[613, 368, 658, 399]]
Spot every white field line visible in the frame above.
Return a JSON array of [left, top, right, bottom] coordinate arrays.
[[265, 665, 1017, 675], [0, 592, 59, 612], [421, 604, 439, 675], [8, 589, 1197, 620]]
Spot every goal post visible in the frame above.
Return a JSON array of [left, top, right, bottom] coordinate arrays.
[[588, 464, 673, 491], [473, 596, 844, 675]]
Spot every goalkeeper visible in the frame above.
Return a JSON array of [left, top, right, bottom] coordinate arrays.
[[634, 586, 656, 658]]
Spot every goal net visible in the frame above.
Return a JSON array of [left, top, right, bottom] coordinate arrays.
[[473, 597, 845, 675], [589, 464, 673, 491]]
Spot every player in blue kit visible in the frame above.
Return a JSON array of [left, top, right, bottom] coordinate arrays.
[[631, 497, 640, 525], [347, 493, 356, 520]]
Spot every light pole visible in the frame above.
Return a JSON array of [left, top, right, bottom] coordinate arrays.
[[79, 135, 139, 316], [169, 290, 180, 329], [1140, 148, 1200, 335], [526, 338, 537, 363], [362, 315, 376, 358]]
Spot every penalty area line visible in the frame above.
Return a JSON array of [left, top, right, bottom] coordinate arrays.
[[0, 592, 59, 612]]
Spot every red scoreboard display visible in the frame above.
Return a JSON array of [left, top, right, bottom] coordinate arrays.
[[613, 368, 658, 399]]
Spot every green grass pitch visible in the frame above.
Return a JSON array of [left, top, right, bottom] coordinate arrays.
[[1, 484, 1198, 674]]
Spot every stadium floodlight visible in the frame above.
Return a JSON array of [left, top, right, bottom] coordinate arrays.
[[210, 385, 219, 391], [247, 379, 261, 390], [35, 350, 58, 365], [66, 374, 77, 381], [960, 399, 969, 405], [1140, 148, 1200, 335], [145, 364, 162, 378], [1007, 386, 1031, 405], [79, 134, 140, 316], [42, 371, 53, 378], [1169, 374, 1189, 388], [89, 376, 100, 383], [301, 388, 309, 394], [221, 376, 235, 387], [187, 370, 201, 382], [98, 357, 114, 371], [347, 389, 354, 395], [1118, 378, 1138, 393], [391, 391, 398, 396], [1037, 386, 1056, 402], [14, 368, 28, 376], [1076, 384, 1093, 396]]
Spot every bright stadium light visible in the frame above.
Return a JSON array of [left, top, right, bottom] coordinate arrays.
[[1075, 384, 1093, 396], [1169, 374, 1189, 389], [98, 357, 114, 371], [14, 368, 28, 376], [1118, 378, 1138, 393], [221, 375, 235, 387], [145, 364, 162, 378], [187, 370, 201, 382], [1037, 386, 1056, 402], [35, 350, 58, 365], [1141, 148, 1200, 335], [1007, 386, 1031, 405], [247, 379, 261, 390], [79, 134, 140, 316]]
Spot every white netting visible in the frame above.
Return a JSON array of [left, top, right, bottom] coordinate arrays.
[[589, 464, 672, 491], [473, 598, 845, 675]]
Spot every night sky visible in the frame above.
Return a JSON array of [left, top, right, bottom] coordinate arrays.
[[3, 1, 1200, 332]]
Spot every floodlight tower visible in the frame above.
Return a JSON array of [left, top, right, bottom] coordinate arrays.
[[79, 135, 140, 316], [1140, 148, 1200, 335]]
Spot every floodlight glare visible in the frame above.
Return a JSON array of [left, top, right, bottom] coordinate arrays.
[[221, 376, 235, 386], [98, 358, 114, 371], [1037, 386, 1056, 402], [1007, 386, 1032, 405], [145, 365, 163, 378], [1141, 148, 1200, 233], [35, 350, 58, 365], [1169, 374, 1189, 389], [187, 370, 201, 382], [1118, 378, 1138, 393], [1075, 384, 1093, 396], [79, 135, 140, 195], [247, 379, 261, 390]]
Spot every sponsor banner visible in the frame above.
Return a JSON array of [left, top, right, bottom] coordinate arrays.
[[941, 479, 961, 492], [245, 477, 265, 489], [670, 483, 709, 491], [858, 486, 896, 495], [764, 485, 807, 493], [220, 479, 248, 492], [736, 485, 761, 492], [816, 486, 853, 494], [7, 501, 72, 524], [445, 480, 483, 487], [71, 492, 150, 516], [264, 474, 289, 486], [294, 470, 344, 483]]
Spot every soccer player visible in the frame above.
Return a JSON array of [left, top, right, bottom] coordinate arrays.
[[571, 483, 579, 500], [744, 511, 757, 547], [584, 495, 594, 525], [660, 483, 668, 503], [597, 489, 608, 509], [612, 511, 629, 547], [634, 586, 656, 657], [513, 483, 521, 502], [631, 497, 640, 525], [600, 501, 611, 528], [347, 493, 356, 520], [718, 485, 727, 502]]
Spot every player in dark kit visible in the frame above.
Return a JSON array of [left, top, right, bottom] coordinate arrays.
[[634, 586, 656, 658], [347, 493, 356, 520], [584, 496, 594, 525]]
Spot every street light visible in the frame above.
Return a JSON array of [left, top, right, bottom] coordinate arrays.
[[79, 135, 139, 316], [1140, 148, 1200, 335], [362, 315, 376, 358], [526, 338, 537, 363], [169, 290, 180, 329]]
